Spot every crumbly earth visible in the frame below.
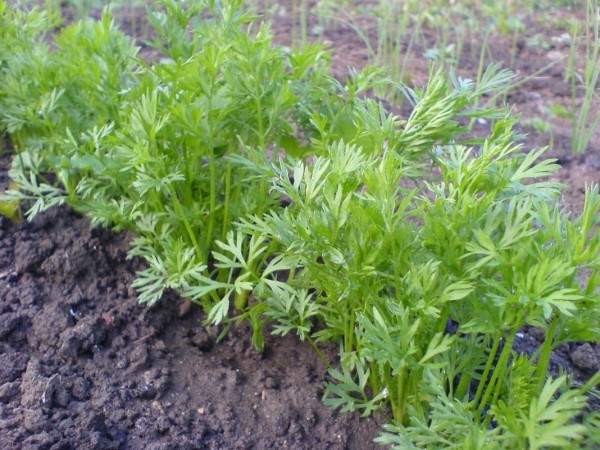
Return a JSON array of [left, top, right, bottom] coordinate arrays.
[[1, 1, 600, 449]]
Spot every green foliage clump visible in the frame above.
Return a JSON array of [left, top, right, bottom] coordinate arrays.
[[206, 69, 600, 449], [0, 0, 384, 309]]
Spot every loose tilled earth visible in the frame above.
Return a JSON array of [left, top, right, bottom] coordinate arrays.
[[2, 1, 600, 449]]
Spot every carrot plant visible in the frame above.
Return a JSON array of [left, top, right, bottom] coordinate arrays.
[[0, 2, 56, 145], [1, 5, 136, 147], [0, 2, 135, 219], [208, 67, 600, 447], [1, 0, 385, 311]]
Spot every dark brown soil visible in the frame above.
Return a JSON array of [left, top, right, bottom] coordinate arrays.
[[1, 1, 600, 449]]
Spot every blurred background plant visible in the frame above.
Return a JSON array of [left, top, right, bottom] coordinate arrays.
[[567, 0, 600, 154]]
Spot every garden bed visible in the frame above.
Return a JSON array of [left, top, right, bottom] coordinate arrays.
[[1, 1, 600, 448]]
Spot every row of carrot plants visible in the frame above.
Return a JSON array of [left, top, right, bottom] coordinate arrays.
[[1, 1, 599, 447]]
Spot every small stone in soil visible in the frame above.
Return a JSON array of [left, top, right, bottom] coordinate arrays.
[[71, 377, 91, 400], [14, 239, 55, 273], [191, 330, 213, 351], [0, 312, 22, 339], [54, 384, 71, 407], [570, 343, 600, 372], [83, 411, 106, 432], [136, 382, 157, 399], [21, 360, 51, 409], [0, 381, 20, 403], [23, 408, 50, 433], [156, 415, 171, 433], [0, 417, 19, 430], [0, 352, 28, 383], [305, 410, 318, 426], [263, 376, 279, 390], [116, 356, 129, 369], [129, 345, 149, 371], [274, 413, 291, 437], [59, 328, 87, 358], [22, 431, 56, 449]]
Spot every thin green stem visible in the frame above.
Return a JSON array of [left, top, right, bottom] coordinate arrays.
[[222, 157, 233, 242], [476, 328, 518, 423], [584, 268, 600, 296], [206, 142, 217, 254], [344, 303, 356, 355], [509, 27, 519, 68], [369, 361, 382, 397], [205, 90, 217, 254], [534, 318, 558, 393], [486, 331, 517, 420], [254, 96, 269, 217], [468, 28, 491, 129], [393, 368, 406, 424], [455, 369, 472, 400], [473, 335, 501, 410], [573, 0, 600, 153], [307, 335, 332, 369], [170, 187, 203, 259], [485, 56, 567, 112]]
